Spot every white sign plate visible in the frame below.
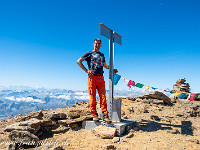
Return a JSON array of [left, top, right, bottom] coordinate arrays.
[[100, 24, 111, 39], [99, 23, 122, 45], [114, 33, 121, 45]]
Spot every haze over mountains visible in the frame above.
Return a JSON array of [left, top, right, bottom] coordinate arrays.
[[0, 86, 146, 120]]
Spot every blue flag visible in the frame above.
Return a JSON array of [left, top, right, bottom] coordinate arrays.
[[151, 87, 158, 90], [114, 74, 121, 85], [179, 93, 187, 99]]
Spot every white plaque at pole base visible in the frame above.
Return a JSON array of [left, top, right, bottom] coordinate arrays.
[[100, 99, 121, 121], [112, 99, 121, 122]]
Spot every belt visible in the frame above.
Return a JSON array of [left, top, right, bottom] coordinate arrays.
[[88, 73, 103, 76]]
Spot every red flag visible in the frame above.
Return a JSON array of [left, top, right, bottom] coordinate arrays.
[[127, 80, 135, 89], [190, 93, 197, 101]]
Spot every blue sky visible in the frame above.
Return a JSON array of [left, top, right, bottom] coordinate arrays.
[[0, 0, 200, 92]]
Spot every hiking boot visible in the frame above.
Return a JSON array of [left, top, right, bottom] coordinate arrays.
[[103, 117, 111, 124], [93, 116, 99, 122]]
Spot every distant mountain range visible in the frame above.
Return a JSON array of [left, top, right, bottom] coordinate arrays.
[[0, 86, 146, 120]]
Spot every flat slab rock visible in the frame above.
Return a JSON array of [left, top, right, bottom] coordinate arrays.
[[144, 91, 171, 104], [58, 115, 93, 125], [45, 113, 67, 120], [4, 122, 35, 132], [4, 118, 54, 132], [92, 125, 116, 139], [19, 118, 53, 129], [9, 130, 40, 144]]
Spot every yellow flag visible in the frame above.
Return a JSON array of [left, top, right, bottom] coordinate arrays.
[[173, 92, 182, 97], [144, 85, 150, 91]]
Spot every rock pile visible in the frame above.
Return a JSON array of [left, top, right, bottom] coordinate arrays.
[[173, 78, 190, 93], [3, 101, 93, 149], [171, 78, 200, 101]]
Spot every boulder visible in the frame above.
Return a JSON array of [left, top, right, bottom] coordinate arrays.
[[144, 91, 171, 104], [68, 109, 90, 119], [93, 125, 116, 139], [19, 118, 44, 129], [45, 113, 67, 120]]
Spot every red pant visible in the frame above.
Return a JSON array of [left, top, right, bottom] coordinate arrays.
[[88, 75, 108, 118]]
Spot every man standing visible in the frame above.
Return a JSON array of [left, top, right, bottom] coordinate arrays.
[[77, 38, 117, 123]]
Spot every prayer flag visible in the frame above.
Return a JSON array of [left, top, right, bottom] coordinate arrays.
[[196, 93, 200, 98], [135, 83, 144, 88], [164, 89, 170, 92], [127, 80, 135, 89], [187, 93, 192, 101], [151, 87, 158, 90], [179, 93, 187, 99], [114, 74, 121, 85], [190, 93, 197, 101], [144, 85, 150, 91], [173, 92, 182, 97]]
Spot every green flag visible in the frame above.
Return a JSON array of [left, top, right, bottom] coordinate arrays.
[[135, 83, 144, 88]]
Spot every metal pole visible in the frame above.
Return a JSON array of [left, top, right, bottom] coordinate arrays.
[[108, 31, 114, 119]]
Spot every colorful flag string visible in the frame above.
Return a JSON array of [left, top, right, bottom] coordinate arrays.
[[113, 73, 200, 100]]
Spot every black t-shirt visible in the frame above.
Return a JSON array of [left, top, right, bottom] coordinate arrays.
[[81, 51, 106, 74]]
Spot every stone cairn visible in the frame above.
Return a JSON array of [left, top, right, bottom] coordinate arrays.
[[173, 78, 190, 93], [169, 78, 190, 102]]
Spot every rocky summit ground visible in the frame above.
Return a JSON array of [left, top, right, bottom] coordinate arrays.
[[0, 96, 200, 150]]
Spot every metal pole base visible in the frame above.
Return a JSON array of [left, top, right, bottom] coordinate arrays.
[[82, 120, 136, 136]]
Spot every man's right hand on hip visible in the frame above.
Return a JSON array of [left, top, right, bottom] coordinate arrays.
[[87, 70, 95, 74]]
